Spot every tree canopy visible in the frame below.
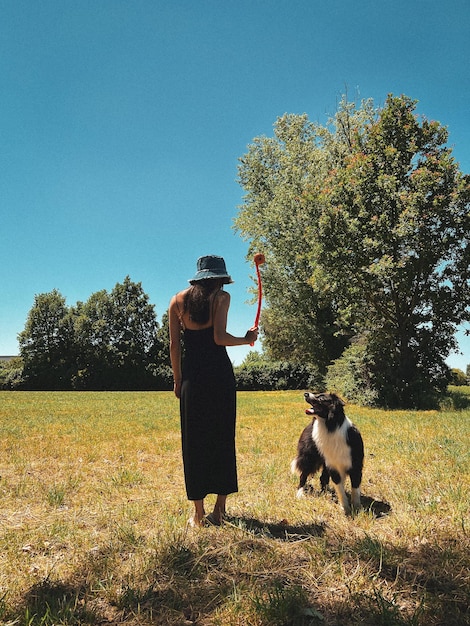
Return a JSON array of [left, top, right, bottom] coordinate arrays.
[[235, 94, 470, 408], [18, 277, 168, 390]]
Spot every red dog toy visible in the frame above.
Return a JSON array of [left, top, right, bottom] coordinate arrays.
[[251, 252, 265, 345]]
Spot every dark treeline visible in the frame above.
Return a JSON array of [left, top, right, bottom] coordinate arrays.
[[1, 276, 324, 392], [12, 277, 171, 391]]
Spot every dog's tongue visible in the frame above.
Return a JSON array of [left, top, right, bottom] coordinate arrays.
[[305, 408, 315, 415]]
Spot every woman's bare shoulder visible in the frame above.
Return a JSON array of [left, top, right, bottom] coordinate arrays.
[[169, 290, 189, 316], [171, 288, 189, 302], [215, 289, 230, 304]]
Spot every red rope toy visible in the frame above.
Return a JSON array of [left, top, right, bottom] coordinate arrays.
[[251, 252, 265, 345]]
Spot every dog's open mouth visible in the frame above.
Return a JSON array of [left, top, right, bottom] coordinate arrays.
[[305, 400, 321, 415], [304, 392, 321, 416]]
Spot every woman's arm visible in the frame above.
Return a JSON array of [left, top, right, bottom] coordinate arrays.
[[168, 295, 183, 398], [213, 291, 258, 346]]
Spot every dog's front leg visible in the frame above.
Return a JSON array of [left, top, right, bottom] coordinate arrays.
[[351, 487, 362, 512], [349, 466, 363, 512], [330, 469, 351, 515]]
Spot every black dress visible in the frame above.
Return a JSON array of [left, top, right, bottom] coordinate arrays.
[[180, 326, 238, 500]]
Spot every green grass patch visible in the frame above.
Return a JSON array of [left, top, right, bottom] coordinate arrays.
[[0, 390, 469, 625]]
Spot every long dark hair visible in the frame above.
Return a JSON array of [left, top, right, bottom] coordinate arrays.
[[184, 279, 223, 324]]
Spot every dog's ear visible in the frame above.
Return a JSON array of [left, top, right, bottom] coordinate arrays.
[[328, 394, 345, 419], [331, 394, 345, 408]]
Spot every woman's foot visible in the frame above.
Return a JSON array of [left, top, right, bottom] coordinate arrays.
[[209, 495, 227, 526], [205, 512, 223, 526], [188, 500, 205, 527]]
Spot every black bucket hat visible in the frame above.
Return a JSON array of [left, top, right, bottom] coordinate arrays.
[[189, 255, 233, 284]]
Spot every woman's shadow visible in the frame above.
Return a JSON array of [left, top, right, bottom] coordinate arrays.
[[224, 493, 391, 541], [224, 515, 327, 542]]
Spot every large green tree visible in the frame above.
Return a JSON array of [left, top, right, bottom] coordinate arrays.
[[18, 289, 76, 389], [236, 95, 470, 408], [316, 95, 470, 407], [235, 102, 375, 370], [73, 276, 161, 389], [19, 277, 164, 390]]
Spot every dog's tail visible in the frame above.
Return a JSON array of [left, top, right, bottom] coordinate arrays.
[[290, 458, 299, 475]]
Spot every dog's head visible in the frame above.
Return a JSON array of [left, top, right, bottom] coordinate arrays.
[[304, 392, 345, 422]]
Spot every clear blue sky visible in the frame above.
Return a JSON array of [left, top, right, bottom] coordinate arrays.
[[1, 0, 469, 369]]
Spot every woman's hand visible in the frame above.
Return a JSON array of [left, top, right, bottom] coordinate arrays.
[[245, 326, 259, 344], [174, 380, 182, 399]]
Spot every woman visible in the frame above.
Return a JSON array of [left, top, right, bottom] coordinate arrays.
[[169, 255, 259, 527]]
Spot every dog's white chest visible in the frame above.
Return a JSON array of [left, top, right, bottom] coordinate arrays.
[[312, 419, 352, 472]]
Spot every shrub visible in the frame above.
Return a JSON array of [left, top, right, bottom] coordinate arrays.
[[235, 361, 323, 391], [326, 342, 379, 406], [449, 368, 468, 386], [327, 338, 452, 409], [0, 357, 24, 390]]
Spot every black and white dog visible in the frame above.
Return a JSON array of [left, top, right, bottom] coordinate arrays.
[[291, 392, 364, 515]]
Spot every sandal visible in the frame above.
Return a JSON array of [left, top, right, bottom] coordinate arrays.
[[205, 512, 222, 526]]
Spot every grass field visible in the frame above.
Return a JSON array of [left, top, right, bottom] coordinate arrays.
[[0, 390, 469, 625]]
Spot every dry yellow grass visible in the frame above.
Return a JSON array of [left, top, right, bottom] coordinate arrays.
[[0, 390, 469, 625]]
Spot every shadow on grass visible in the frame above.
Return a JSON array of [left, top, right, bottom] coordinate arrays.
[[18, 580, 97, 625], [352, 533, 470, 626], [11, 522, 469, 626], [225, 515, 326, 541], [360, 494, 392, 518], [302, 485, 392, 519]]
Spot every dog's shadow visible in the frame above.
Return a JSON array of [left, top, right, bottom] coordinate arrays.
[[224, 515, 326, 542], [303, 485, 392, 518], [223, 493, 391, 542], [360, 494, 392, 518]]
